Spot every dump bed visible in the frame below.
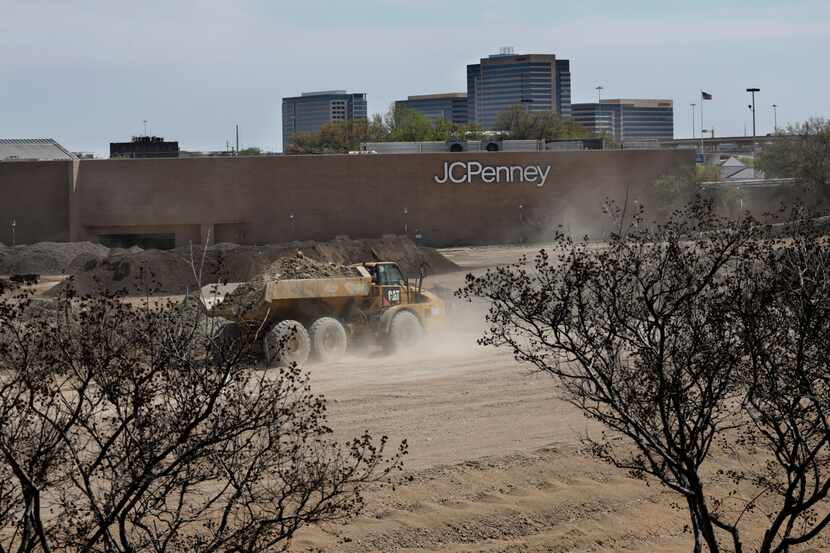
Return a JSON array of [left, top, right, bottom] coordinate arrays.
[[264, 275, 370, 303], [203, 266, 373, 322]]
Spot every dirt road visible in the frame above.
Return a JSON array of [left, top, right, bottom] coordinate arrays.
[[291, 244, 698, 553]]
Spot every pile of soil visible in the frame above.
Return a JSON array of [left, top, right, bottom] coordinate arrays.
[[0, 242, 110, 275], [311, 236, 459, 277], [214, 253, 359, 320], [49, 250, 195, 297], [46, 236, 459, 298]]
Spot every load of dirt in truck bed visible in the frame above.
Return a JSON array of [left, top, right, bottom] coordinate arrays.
[[212, 253, 360, 320], [0, 242, 110, 276]]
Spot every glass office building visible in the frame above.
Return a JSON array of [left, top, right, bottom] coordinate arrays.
[[394, 93, 468, 124], [571, 99, 674, 143], [466, 51, 572, 130], [282, 90, 367, 148]]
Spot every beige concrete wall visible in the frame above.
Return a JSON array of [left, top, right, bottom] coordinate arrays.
[[73, 150, 693, 246], [1, 150, 694, 247], [0, 160, 71, 245]]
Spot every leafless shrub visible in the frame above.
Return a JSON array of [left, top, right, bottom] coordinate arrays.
[[0, 287, 405, 553], [461, 200, 830, 552]]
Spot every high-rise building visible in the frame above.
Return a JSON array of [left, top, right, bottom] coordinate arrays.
[[394, 93, 468, 124], [282, 90, 367, 148], [571, 99, 674, 143], [466, 48, 572, 129]]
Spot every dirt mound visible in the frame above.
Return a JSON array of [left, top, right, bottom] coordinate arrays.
[[46, 237, 459, 298], [215, 253, 360, 320], [0, 242, 110, 275], [183, 237, 458, 284], [310, 236, 459, 277], [48, 250, 195, 297]]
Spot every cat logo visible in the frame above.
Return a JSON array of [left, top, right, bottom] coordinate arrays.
[[384, 288, 401, 306]]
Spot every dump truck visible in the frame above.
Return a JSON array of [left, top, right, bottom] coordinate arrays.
[[203, 261, 446, 366]]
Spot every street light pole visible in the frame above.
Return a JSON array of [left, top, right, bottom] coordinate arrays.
[[596, 86, 603, 102], [746, 88, 760, 136], [690, 103, 696, 139], [772, 104, 779, 134], [10, 219, 16, 247]]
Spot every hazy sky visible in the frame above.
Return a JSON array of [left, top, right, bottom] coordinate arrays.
[[2, 0, 829, 155]]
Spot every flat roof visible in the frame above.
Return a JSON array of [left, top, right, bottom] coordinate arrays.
[[600, 99, 673, 107], [406, 93, 467, 101], [0, 138, 76, 161]]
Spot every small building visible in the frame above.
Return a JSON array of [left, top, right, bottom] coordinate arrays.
[[571, 99, 674, 142], [282, 90, 368, 149], [719, 156, 764, 181], [395, 93, 469, 124], [0, 138, 76, 161], [110, 136, 180, 159]]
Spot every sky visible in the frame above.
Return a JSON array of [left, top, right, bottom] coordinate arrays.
[[2, 0, 829, 155]]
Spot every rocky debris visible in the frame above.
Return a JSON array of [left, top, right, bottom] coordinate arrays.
[[0, 242, 110, 275], [262, 251, 358, 280], [214, 253, 360, 320]]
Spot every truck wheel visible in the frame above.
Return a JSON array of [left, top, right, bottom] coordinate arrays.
[[264, 320, 311, 367], [386, 311, 423, 353], [309, 317, 348, 362]]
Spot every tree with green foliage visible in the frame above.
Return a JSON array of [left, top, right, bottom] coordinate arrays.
[[287, 117, 387, 154], [494, 105, 589, 141], [756, 117, 830, 202], [285, 105, 485, 154]]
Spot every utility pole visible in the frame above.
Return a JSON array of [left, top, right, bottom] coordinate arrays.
[[10, 219, 16, 247], [235, 124, 239, 156], [746, 88, 760, 136], [772, 104, 779, 134], [690, 103, 696, 139]]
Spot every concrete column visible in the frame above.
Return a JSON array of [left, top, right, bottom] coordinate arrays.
[[68, 159, 82, 241]]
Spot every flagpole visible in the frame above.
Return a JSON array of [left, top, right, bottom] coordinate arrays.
[[700, 92, 704, 152]]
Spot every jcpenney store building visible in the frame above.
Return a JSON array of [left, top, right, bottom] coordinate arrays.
[[0, 149, 692, 248]]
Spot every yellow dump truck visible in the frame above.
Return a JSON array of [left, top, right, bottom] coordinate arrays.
[[204, 261, 446, 366]]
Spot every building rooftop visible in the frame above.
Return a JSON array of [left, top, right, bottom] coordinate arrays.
[[600, 99, 673, 108], [406, 93, 468, 101], [0, 138, 76, 161], [300, 90, 348, 97]]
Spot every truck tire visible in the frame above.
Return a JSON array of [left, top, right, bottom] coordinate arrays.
[[385, 311, 423, 353], [309, 317, 348, 362], [264, 320, 311, 367]]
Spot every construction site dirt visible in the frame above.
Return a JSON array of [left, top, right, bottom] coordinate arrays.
[[4, 241, 826, 553]]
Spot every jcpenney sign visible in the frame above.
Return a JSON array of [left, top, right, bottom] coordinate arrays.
[[434, 161, 551, 187]]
